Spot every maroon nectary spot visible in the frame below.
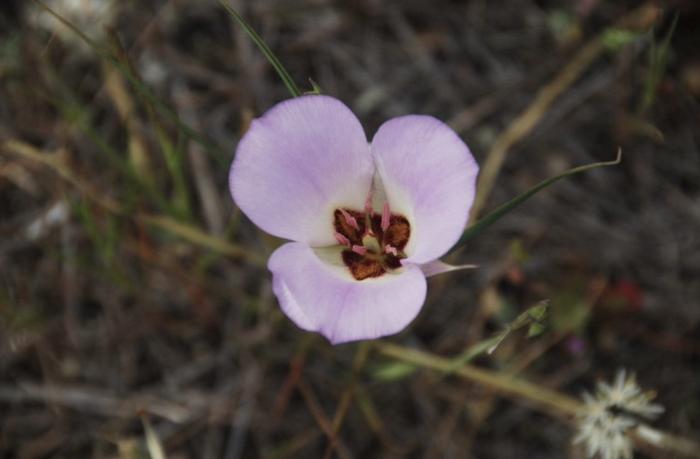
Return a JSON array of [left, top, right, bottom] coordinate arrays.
[[373, 214, 410, 251], [334, 207, 411, 281], [341, 250, 386, 280]]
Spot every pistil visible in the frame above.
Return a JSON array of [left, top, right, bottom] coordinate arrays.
[[361, 233, 381, 253]]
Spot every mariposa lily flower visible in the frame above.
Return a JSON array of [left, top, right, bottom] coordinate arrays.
[[230, 95, 478, 344]]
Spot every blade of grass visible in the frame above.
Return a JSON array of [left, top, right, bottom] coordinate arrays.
[[217, 0, 302, 98], [36, 42, 191, 219], [323, 342, 371, 459], [70, 198, 131, 287], [639, 12, 679, 114], [33, 42, 175, 216], [138, 214, 264, 263], [32, 0, 227, 164], [73, 199, 117, 264], [106, 30, 193, 221], [453, 150, 622, 250], [102, 60, 152, 181], [48, 91, 181, 217], [469, 3, 659, 219], [3, 140, 262, 265], [372, 361, 418, 382], [154, 128, 193, 221]]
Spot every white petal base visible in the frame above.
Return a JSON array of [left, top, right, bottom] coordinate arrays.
[[269, 242, 427, 344]]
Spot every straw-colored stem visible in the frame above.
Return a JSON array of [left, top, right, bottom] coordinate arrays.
[[375, 342, 700, 458], [375, 342, 581, 418]]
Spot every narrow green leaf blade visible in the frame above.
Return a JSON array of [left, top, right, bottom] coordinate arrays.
[[372, 361, 418, 382], [455, 150, 622, 249], [640, 12, 679, 113], [217, 1, 302, 98]]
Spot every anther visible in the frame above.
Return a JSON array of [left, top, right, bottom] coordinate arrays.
[[384, 245, 399, 256], [334, 232, 351, 246], [381, 202, 391, 232], [351, 245, 368, 255], [339, 209, 360, 231]]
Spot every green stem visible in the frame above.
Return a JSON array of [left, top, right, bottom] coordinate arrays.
[[218, 0, 302, 98]]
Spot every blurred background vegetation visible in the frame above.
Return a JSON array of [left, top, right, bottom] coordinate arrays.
[[1, 0, 699, 458]]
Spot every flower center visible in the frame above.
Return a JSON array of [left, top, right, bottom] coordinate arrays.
[[333, 202, 410, 281]]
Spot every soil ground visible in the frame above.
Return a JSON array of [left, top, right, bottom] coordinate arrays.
[[1, 1, 699, 458]]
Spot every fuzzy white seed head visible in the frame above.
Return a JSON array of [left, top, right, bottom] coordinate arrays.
[[574, 369, 664, 459]]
